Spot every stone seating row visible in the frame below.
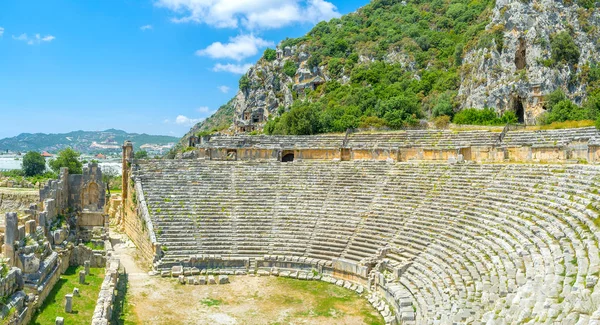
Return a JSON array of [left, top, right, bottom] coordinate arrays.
[[134, 160, 600, 324]]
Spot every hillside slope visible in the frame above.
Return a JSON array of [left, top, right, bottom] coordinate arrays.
[[183, 0, 600, 144], [0, 129, 178, 154]]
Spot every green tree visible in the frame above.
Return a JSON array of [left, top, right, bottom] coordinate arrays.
[[544, 100, 588, 124], [239, 75, 250, 92], [134, 150, 149, 159], [49, 148, 83, 174], [22, 151, 46, 177], [283, 61, 297, 78], [263, 48, 277, 61], [550, 32, 580, 65]]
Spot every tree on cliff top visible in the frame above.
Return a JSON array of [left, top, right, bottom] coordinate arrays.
[[49, 148, 83, 174]]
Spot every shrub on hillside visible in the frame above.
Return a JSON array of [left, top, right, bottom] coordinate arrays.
[[453, 108, 517, 125], [543, 100, 590, 124], [550, 32, 580, 66], [263, 48, 277, 62], [434, 115, 451, 129], [283, 61, 298, 78]]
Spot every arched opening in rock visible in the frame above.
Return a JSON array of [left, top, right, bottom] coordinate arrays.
[[515, 38, 527, 70], [282, 153, 295, 162], [513, 97, 525, 124]]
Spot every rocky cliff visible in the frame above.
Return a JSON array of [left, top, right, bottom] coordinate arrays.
[[458, 0, 600, 124], [183, 0, 600, 142]]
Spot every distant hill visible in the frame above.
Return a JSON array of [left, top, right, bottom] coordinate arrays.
[[0, 129, 178, 154]]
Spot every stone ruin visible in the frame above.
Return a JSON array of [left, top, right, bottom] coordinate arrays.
[[0, 163, 117, 325], [117, 130, 600, 325]]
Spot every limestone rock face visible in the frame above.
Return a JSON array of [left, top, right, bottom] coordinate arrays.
[[458, 0, 600, 124]]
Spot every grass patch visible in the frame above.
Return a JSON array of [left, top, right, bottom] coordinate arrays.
[[200, 298, 223, 307], [112, 273, 140, 325], [30, 266, 105, 325], [535, 120, 595, 130], [276, 278, 384, 324], [84, 241, 104, 250]]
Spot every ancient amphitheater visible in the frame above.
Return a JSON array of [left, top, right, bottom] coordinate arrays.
[[116, 127, 600, 325]]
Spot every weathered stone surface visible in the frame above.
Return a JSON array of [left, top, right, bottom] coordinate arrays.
[[218, 275, 229, 285], [208, 275, 216, 285], [65, 294, 73, 313]]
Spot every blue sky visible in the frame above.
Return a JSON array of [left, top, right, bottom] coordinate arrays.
[[0, 0, 367, 139]]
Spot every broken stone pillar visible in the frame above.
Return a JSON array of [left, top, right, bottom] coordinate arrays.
[[84, 260, 90, 275], [79, 270, 86, 284], [4, 213, 18, 265], [25, 220, 36, 236], [5, 213, 18, 245], [18, 226, 25, 242], [55, 317, 64, 325], [65, 294, 73, 313], [73, 288, 80, 297]]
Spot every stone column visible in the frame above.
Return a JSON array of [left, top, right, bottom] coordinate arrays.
[[122, 141, 133, 200], [84, 260, 90, 275], [4, 212, 18, 266], [65, 294, 73, 313], [79, 270, 86, 284]]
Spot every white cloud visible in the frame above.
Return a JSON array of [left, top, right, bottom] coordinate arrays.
[[218, 85, 230, 93], [12, 33, 55, 45], [197, 106, 212, 113], [155, 0, 340, 30], [196, 34, 273, 61], [213, 63, 253, 74], [0, 27, 4, 37], [140, 24, 153, 31], [175, 115, 204, 125]]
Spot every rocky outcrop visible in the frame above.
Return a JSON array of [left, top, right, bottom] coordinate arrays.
[[458, 0, 600, 124]]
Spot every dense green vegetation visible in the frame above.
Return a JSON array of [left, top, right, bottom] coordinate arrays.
[[0, 169, 57, 186], [30, 266, 104, 325], [134, 150, 149, 159], [184, 0, 599, 138], [550, 32, 581, 66], [22, 151, 46, 177], [266, 0, 498, 134], [263, 48, 277, 62], [49, 148, 83, 174], [453, 108, 517, 125]]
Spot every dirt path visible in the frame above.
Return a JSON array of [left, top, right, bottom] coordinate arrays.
[[111, 231, 383, 325]]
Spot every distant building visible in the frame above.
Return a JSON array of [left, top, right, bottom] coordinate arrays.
[[95, 153, 107, 160], [41, 151, 53, 158]]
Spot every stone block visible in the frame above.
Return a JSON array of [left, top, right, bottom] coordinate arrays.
[[199, 276, 206, 285], [25, 220, 36, 236], [56, 317, 64, 325], [208, 275, 216, 285], [73, 288, 80, 297], [172, 265, 183, 277], [178, 275, 186, 284], [84, 260, 90, 275], [218, 275, 229, 284], [79, 270, 86, 284], [65, 294, 73, 313]]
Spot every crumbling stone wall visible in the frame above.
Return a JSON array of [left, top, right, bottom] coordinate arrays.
[[120, 145, 160, 268], [91, 258, 121, 325]]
